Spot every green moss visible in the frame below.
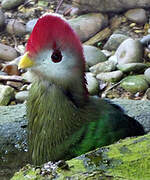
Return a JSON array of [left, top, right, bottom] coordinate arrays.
[[11, 165, 43, 180], [12, 134, 150, 180], [57, 159, 86, 179], [106, 134, 150, 179]]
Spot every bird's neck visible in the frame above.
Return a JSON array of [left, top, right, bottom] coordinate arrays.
[[27, 79, 89, 163]]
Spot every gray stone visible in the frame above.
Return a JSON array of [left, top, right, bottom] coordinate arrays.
[[120, 75, 149, 93], [145, 88, 150, 100], [112, 99, 150, 133], [72, 0, 150, 13], [85, 72, 99, 95], [0, 71, 7, 75], [125, 8, 147, 24], [108, 55, 118, 64], [140, 34, 150, 46], [90, 60, 116, 75], [15, 91, 29, 102], [0, 9, 5, 28], [68, 13, 108, 42], [96, 70, 123, 82], [101, 50, 112, 57], [26, 18, 38, 33], [2, 0, 25, 10], [0, 85, 14, 105], [103, 34, 129, 51], [0, 104, 27, 178], [6, 19, 26, 37], [0, 43, 18, 61], [83, 45, 107, 67], [117, 63, 147, 73], [9, 55, 22, 65], [115, 38, 143, 65], [144, 68, 150, 84]]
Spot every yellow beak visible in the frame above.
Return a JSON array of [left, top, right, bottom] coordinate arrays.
[[18, 52, 34, 69]]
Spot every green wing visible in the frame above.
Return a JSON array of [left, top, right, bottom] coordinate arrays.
[[68, 99, 145, 158]]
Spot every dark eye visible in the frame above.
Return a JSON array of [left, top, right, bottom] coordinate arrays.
[[51, 50, 62, 63]]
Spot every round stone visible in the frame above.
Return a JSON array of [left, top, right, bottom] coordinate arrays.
[[115, 38, 143, 65], [120, 75, 149, 93]]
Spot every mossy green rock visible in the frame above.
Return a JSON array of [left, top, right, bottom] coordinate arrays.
[[83, 45, 107, 67], [0, 85, 15, 105], [117, 63, 147, 73], [12, 133, 150, 180], [120, 75, 149, 93]]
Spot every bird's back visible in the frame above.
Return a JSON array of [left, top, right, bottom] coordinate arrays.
[[67, 97, 145, 158]]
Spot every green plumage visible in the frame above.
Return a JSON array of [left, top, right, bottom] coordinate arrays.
[[27, 80, 144, 165]]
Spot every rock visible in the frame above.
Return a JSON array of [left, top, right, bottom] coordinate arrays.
[[0, 63, 3, 70], [103, 33, 129, 51], [96, 70, 123, 82], [112, 99, 150, 133], [2, 64, 20, 75], [140, 34, 150, 46], [115, 38, 143, 65], [26, 18, 38, 33], [70, 7, 79, 16], [120, 75, 149, 93], [144, 68, 150, 84], [108, 55, 118, 64], [125, 8, 147, 24], [15, 91, 29, 102], [68, 13, 108, 42], [117, 63, 147, 73], [85, 72, 99, 95], [17, 45, 25, 54], [6, 19, 26, 37], [6, 81, 23, 89], [90, 60, 116, 75], [12, 133, 150, 179], [0, 75, 23, 82], [101, 50, 112, 57], [0, 104, 27, 179], [83, 45, 107, 67], [0, 9, 5, 29], [0, 84, 14, 105], [72, 0, 150, 13], [0, 71, 7, 75], [0, 43, 18, 61], [9, 56, 22, 65], [145, 88, 150, 100], [1, 0, 25, 10]]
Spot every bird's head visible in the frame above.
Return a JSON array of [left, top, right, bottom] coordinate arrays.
[[19, 13, 86, 88]]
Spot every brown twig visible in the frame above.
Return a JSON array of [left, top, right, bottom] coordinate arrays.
[[55, 0, 64, 13], [101, 80, 123, 98]]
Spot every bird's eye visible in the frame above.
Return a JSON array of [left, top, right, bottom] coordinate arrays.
[[51, 50, 62, 63]]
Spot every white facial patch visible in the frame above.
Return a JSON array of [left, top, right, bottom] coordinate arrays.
[[32, 49, 80, 82]]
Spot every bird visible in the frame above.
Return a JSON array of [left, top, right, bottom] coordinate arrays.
[[18, 13, 145, 165]]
